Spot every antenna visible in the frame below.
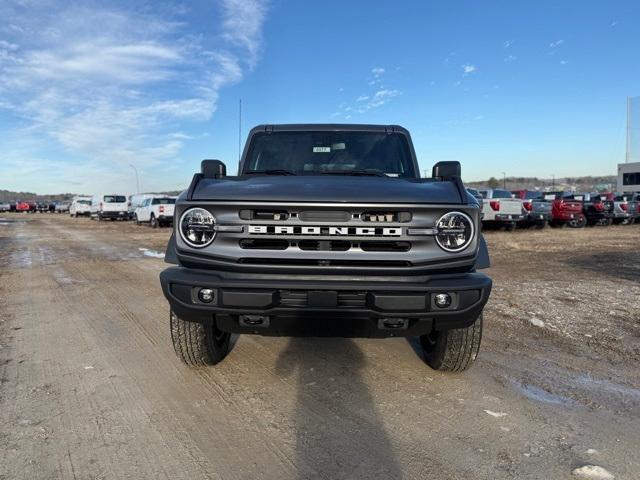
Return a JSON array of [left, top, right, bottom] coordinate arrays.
[[626, 96, 631, 163], [238, 98, 242, 162]]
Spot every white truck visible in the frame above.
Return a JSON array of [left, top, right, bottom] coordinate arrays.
[[69, 197, 92, 217], [133, 196, 176, 228], [90, 194, 130, 221], [479, 188, 524, 230]]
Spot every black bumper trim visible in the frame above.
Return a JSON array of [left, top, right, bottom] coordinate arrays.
[[160, 267, 492, 337]]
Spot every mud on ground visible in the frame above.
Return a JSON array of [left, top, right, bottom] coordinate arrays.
[[0, 214, 638, 479]]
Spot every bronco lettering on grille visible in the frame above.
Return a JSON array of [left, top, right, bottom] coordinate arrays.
[[248, 225, 402, 236]]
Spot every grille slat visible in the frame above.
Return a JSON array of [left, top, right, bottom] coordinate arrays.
[[280, 290, 367, 308]]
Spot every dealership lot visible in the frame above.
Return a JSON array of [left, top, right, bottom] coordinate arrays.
[[0, 215, 638, 479]]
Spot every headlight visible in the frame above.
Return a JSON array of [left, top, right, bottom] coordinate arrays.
[[435, 211, 474, 252], [179, 208, 216, 248]]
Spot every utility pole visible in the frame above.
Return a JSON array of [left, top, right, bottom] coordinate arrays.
[[129, 164, 140, 194], [238, 99, 242, 162], [551, 174, 555, 189], [626, 96, 631, 163], [502, 171, 506, 189]]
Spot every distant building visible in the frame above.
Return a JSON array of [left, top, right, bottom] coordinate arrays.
[[618, 162, 640, 192]]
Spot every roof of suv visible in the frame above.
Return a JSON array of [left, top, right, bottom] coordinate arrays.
[[248, 124, 410, 135]]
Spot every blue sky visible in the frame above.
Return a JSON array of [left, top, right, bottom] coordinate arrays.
[[1, 0, 639, 194]]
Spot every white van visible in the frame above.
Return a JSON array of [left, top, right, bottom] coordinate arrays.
[[69, 197, 92, 217], [90, 194, 130, 221]]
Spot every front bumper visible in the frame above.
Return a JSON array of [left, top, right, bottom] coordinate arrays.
[[160, 267, 492, 338]]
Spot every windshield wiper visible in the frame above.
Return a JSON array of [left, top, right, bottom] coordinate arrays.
[[244, 169, 296, 176], [320, 169, 387, 177]]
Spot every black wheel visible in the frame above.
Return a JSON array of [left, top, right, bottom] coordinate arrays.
[[170, 311, 230, 366], [599, 217, 613, 226], [534, 221, 547, 229], [134, 214, 141, 226], [420, 314, 483, 372], [150, 214, 158, 229], [568, 214, 587, 228], [98, 213, 103, 222]]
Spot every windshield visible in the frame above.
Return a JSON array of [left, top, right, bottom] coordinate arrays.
[[152, 198, 175, 205], [243, 131, 416, 177], [104, 195, 126, 203], [77, 200, 91, 205]]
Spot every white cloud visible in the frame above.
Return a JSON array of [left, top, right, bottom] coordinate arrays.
[[549, 39, 564, 48], [559, 60, 568, 65], [0, 0, 269, 193], [504, 55, 517, 62], [462, 64, 477, 75], [371, 67, 385, 77], [610, 20, 618, 27], [356, 95, 369, 102], [503, 40, 513, 48]]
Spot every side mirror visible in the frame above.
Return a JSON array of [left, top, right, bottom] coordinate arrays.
[[432, 161, 461, 180], [201, 159, 226, 178]]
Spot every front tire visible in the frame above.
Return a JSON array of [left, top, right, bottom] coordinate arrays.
[[170, 311, 230, 366], [420, 314, 482, 372], [150, 214, 158, 229]]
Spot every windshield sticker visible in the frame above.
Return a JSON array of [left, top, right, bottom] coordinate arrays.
[[313, 146, 331, 153]]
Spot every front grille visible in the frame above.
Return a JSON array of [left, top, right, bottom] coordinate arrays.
[[237, 258, 412, 267], [298, 210, 352, 222], [238, 239, 411, 252], [280, 290, 367, 308]]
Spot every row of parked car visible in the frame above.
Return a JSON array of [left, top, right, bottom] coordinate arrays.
[[467, 188, 640, 230], [66, 193, 177, 228], [0, 201, 72, 213]]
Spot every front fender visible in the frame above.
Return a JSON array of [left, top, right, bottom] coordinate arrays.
[[164, 232, 179, 264], [475, 234, 490, 269]]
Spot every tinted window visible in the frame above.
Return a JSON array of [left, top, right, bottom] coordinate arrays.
[[78, 200, 90, 205], [104, 195, 126, 203], [152, 198, 175, 205], [244, 131, 416, 177], [524, 191, 542, 200], [492, 189, 513, 199], [623, 172, 640, 186]]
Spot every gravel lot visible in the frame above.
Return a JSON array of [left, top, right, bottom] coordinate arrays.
[[1, 214, 639, 479]]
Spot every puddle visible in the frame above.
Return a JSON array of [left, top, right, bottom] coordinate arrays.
[[571, 374, 640, 400], [138, 248, 165, 259], [510, 380, 577, 406]]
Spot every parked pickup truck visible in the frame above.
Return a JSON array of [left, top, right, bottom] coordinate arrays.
[[134, 196, 176, 228], [511, 190, 552, 229], [542, 192, 584, 228], [16, 201, 36, 213], [479, 189, 524, 230], [601, 193, 637, 225], [564, 193, 613, 226], [160, 124, 492, 372]]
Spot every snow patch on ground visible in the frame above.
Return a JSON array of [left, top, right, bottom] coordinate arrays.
[[138, 248, 165, 259], [483, 410, 508, 418], [528, 317, 545, 328], [571, 465, 614, 479]]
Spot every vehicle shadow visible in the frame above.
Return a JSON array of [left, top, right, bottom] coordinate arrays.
[[274, 337, 402, 480], [567, 251, 640, 283]]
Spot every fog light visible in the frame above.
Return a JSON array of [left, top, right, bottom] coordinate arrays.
[[198, 288, 215, 303], [434, 293, 452, 308]]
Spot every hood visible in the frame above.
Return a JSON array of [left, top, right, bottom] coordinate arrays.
[[190, 175, 464, 204]]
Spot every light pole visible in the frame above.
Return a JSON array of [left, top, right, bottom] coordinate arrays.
[[129, 164, 140, 194], [551, 174, 555, 190], [502, 172, 506, 189]]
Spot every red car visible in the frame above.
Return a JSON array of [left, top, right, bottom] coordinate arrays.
[[15, 201, 36, 213], [542, 192, 585, 228]]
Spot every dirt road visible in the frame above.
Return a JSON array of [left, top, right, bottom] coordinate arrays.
[[1, 215, 639, 479]]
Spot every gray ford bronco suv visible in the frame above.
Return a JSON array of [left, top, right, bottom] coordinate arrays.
[[160, 124, 492, 372]]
